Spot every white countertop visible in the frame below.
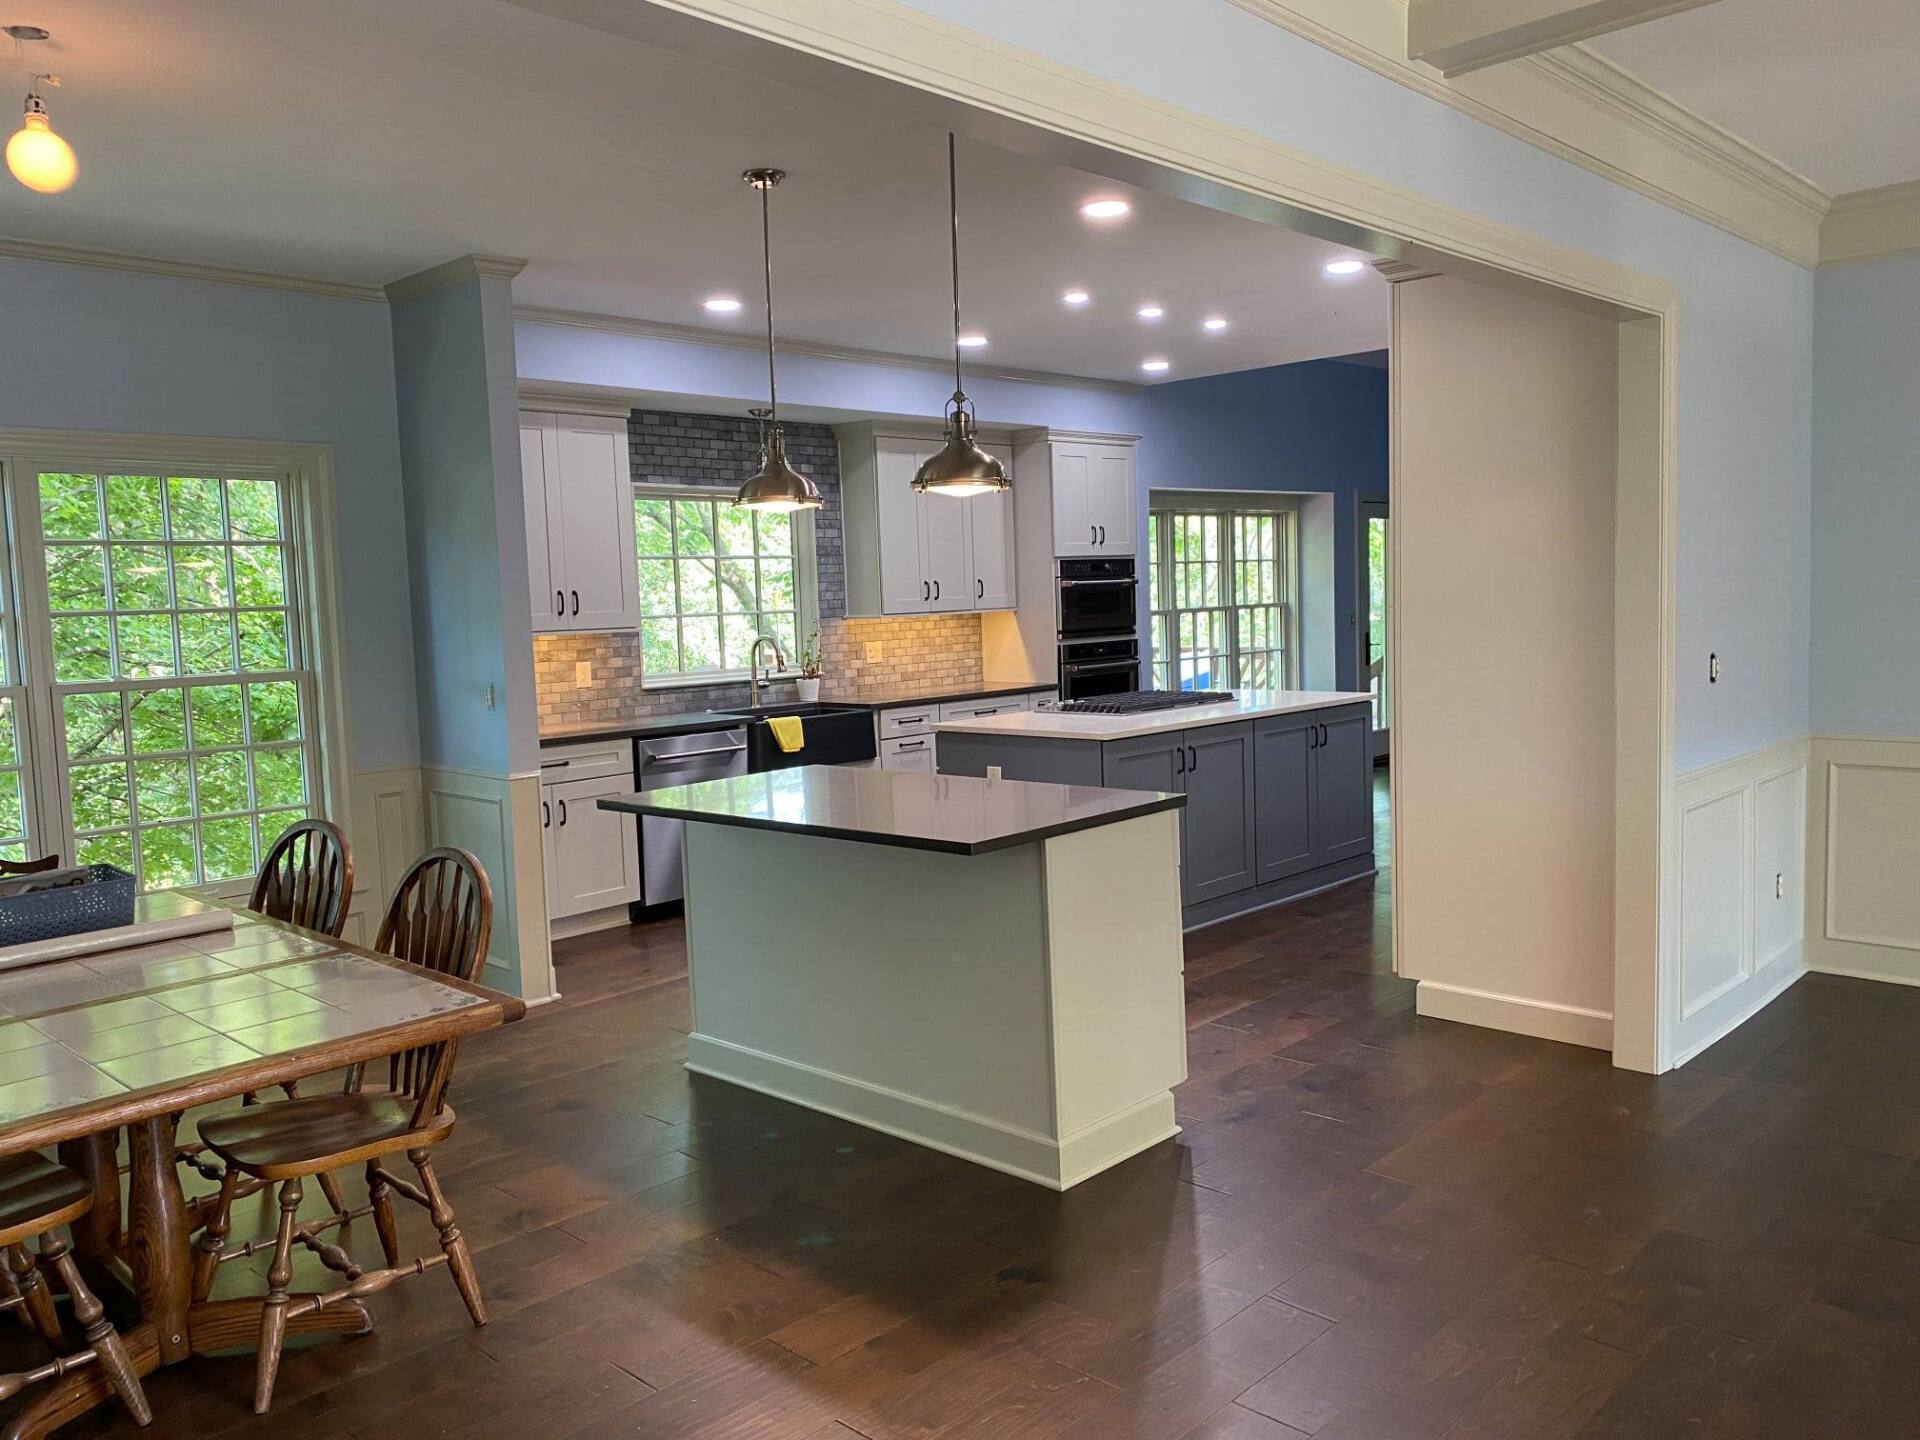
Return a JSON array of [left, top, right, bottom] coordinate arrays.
[[931, 690, 1373, 741]]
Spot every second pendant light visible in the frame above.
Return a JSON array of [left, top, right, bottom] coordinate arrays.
[[913, 134, 1008, 498]]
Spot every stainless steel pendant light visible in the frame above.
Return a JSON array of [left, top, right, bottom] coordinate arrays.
[[913, 134, 1009, 498], [733, 167, 823, 513]]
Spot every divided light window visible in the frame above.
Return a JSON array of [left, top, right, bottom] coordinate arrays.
[[633, 487, 810, 683], [35, 470, 316, 888], [1148, 506, 1298, 692]]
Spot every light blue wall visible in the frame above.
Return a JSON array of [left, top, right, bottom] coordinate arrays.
[[899, 0, 1816, 771], [1812, 253, 1920, 738], [0, 254, 420, 773], [392, 273, 540, 775], [1137, 359, 1388, 691]]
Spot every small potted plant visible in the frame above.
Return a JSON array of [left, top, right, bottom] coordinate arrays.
[[795, 632, 823, 703]]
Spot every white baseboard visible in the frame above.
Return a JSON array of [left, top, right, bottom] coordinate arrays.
[[549, 906, 634, 942], [1415, 980, 1613, 1050], [1667, 943, 1803, 1068], [686, 1032, 1178, 1191]]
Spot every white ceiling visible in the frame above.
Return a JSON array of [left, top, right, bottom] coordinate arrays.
[[1590, 0, 1920, 196], [0, 0, 1386, 385]]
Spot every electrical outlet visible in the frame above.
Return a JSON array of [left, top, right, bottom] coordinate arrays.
[[482, 684, 496, 710], [1708, 652, 1721, 684], [865, 640, 884, 663], [574, 660, 593, 686]]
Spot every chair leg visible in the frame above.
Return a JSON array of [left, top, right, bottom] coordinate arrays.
[[409, 1148, 484, 1327], [42, 1234, 150, 1427], [367, 1162, 400, 1268], [316, 1168, 347, 1218], [191, 1165, 240, 1303], [6, 1244, 62, 1350], [254, 1177, 303, 1415]]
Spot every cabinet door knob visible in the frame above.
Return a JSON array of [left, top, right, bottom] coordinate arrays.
[[557, 798, 568, 826]]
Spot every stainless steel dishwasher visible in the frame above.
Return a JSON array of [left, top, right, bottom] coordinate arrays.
[[632, 728, 748, 910]]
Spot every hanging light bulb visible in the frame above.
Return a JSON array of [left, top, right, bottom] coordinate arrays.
[[732, 168, 822, 513], [5, 28, 74, 195], [913, 134, 1008, 498]]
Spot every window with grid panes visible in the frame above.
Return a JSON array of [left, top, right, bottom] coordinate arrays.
[[1149, 503, 1298, 692], [37, 470, 317, 889], [632, 487, 815, 683]]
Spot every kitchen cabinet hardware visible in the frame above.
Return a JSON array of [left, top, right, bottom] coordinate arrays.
[[556, 798, 568, 825], [542, 800, 550, 828]]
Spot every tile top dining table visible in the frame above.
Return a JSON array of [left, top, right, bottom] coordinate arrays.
[[0, 899, 526, 1439]]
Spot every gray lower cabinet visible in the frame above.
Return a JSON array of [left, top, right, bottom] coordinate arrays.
[[1255, 703, 1373, 881], [1103, 722, 1255, 907]]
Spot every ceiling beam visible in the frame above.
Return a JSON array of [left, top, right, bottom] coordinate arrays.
[[1406, 0, 1727, 75]]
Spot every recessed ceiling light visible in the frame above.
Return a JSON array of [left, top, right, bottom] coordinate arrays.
[[957, 332, 989, 348], [1137, 304, 1164, 320], [1141, 358, 1170, 374], [1324, 258, 1366, 276], [703, 295, 743, 313], [1203, 316, 1228, 332], [1080, 198, 1131, 220], [1061, 289, 1090, 307]]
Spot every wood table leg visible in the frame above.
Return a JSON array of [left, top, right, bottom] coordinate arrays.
[[126, 1115, 191, 1364], [56, 1131, 120, 1262]]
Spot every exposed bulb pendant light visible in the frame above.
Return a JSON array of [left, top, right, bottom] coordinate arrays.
[[5, 28, 75, 195], [732, 167, 822, 513], [913, 134, 1008, 498]]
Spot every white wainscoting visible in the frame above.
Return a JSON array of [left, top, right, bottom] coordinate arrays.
[[339, 766, 427, 949], [1670, 736, 1807, 1065], [1808, 735, 1920, 986], [421, 766, 556, 1005]]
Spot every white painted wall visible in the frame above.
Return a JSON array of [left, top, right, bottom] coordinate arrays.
[[898, 0, 1815, 773], [1811, 253, 1920, 740], [0, 254, 420, 773]]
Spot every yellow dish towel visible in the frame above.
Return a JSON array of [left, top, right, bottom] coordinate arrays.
[[767, 714, 806, 754]]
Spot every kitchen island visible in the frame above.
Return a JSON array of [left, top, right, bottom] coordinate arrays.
[[935, 690, 1377, 928], [599, 765, 1188, 1190]]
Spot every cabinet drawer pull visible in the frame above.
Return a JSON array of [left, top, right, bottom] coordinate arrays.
[[1098, 525, 1107, 545], [1175, 745, 1185, 775], [570, 589, 580, 616], [933, 579, 941, 601], [1090, 523, 1098, 545], [977, 578, 984, 600], [557, 798, 568, 825], [542, 800, 551, 829], [898, 740, 926, 751], [1188, 744, 1197, 772], [922, 580, 930, 601], [555, 589, 565, 616], [1308, 724, 1318, 749]]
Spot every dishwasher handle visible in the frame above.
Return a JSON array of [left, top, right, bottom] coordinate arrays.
[[639, 741, 748, 767]]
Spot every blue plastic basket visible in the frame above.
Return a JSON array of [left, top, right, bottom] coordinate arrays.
[[0, 865, 138, 948]]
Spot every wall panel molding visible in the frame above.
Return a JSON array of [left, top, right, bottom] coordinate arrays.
[[1670, 734, 1807, 1065], [1808, 735, 1920, 984], [421, 766, 556, 1004], [341, 766, 426, 949]]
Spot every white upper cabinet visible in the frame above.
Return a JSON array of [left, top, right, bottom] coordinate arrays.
[[521, 410, 640, 634], [843, 426, 1017, 616], [1051, 441, 1135, 557]]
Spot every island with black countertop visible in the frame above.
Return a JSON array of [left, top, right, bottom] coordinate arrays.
[[599, 765, 1189, 1190], [934, 690, 1378, 927]]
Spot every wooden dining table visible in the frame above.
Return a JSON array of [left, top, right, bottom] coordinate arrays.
[[0, 893, 526, 1439]]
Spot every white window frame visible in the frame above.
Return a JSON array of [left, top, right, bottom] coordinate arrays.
[[0, 429, 353, 899], [1148, 492, 1303, 693], [631, 482, 820, 690]]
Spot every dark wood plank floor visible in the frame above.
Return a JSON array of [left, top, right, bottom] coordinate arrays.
[[48, 773, 1920, 1438]]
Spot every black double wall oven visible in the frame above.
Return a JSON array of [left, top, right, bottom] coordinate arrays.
[[1057, 556, 1141, 700]]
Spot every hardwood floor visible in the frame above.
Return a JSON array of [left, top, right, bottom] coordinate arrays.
[[43, 772, 1920, 1437]]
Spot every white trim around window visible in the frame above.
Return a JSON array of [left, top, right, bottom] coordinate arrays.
[[1147, 490, 1303, 694], [0, 428, 353, 898], [631, 482, 820, 689]]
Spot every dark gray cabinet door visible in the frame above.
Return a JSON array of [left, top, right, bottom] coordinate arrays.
[[1253, 714, 1317, 885], [1312, 704, 1374, 865], [1182, 721, 1256, 905], [1102, 732, 1183, 795]]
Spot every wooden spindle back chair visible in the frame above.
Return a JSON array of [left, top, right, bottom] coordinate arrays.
[[0, 855, 60, 876], [191, 847, 494, 1414], [250, 819, 353, 939]]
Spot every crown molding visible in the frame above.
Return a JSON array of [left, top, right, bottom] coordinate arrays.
[[1821, 182, 1920, 268], [0, 236, 386, 302], [384, 254, 529, 305], [1224, 0, 1826, 267], [512, 304, 1145, 395]]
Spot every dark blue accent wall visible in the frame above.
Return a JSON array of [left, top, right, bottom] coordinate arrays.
[[1134, 354, 1388, 691]]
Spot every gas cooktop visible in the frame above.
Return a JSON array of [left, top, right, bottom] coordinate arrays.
[[1040, 690, 1237, 715]]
